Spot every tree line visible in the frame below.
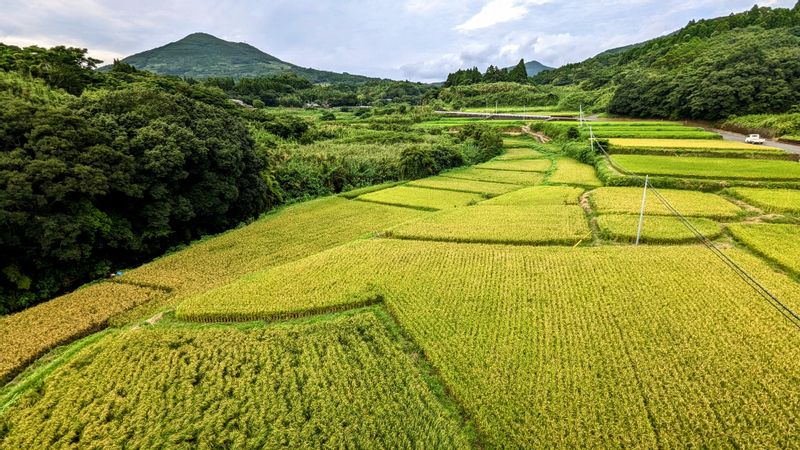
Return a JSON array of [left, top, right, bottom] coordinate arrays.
[[444, 59, 528, 87]]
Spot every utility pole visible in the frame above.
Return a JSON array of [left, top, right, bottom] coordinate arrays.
[[635, 175, 649, 245], [589, 126, 594, 154], [579, 104, 584, 128]]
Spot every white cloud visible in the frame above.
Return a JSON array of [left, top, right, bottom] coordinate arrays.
[[404, 0, 451, 14], [455, 0, 551, 32]]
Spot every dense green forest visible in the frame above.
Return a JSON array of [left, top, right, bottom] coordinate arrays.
[[201, 73, 436, 107], [0, 44, 502, 313], [532, 3, 800, 120]]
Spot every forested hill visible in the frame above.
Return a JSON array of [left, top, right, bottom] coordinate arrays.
[[108, 32, 379, 83], [532, 3, 800, 120]]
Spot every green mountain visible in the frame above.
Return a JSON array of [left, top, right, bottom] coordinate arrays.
[[532, 3, 800, 120], [501, 60, 553, 76], [109, 32, 378, 83], [522, 60, 553, 76]]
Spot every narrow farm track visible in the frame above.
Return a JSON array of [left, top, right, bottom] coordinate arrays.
[[3, 129, 800, 449]]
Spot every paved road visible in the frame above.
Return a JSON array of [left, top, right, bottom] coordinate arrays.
[[710, 128, 800, 156]]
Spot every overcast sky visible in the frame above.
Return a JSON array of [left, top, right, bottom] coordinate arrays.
[[0, 0, 795, 81]]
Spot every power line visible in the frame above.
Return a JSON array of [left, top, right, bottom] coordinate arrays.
[[589, 128, 800, 330]]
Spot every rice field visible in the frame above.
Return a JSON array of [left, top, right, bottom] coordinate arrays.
[[495, 147, 545, 160], [0, 282, 164, 384], [474, 159, 552, 172], [0, 312, 473, 449], [609, 155, 800, 181], [551, 121, 686, 128], [407, 176, 521, 195], [176, 238, 800, 448], [728, 223, 800, 276], [8, 113, 800, 450], [548, 157, 602, 187], [589, 187, 742, 218], [608, 138, 776, 150], [441, 168, 546, 185], [480, 185, 584, 207], [502, 137, 537, 147], [0, 197, 427, 383], [596, 214, 721, 244], [593, 130, 722, 139], [357, 186, 484, 210], [725, 187, 800, 214], [388, 205, 590, 245]]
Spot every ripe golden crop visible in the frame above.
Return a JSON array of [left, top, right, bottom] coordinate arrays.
[[176, 238, 800, 448], [0, 312, 473, 448], [590, 186, 742, 218]]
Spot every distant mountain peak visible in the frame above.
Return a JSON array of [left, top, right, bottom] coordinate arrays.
[[522, 60, 554, 76], [502, 59, 554, 77], [110, 33, 377, 83]]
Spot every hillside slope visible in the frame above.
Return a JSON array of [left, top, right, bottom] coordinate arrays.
[[532, 3, 800, 119], [111, 32, 378, 83]]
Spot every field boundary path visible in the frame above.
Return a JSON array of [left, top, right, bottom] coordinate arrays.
[[520, 125, 551, 143]]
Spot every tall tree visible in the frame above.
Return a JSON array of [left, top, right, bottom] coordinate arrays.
[[508, 59, 528, 82]]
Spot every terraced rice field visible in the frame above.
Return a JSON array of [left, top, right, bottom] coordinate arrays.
[[0, 197, 427, 382], [388, 205, 590, 245], [606, 139, 788, 158], [593, 130, 721, 139], [589, 187, 742, 218], [407, 176, 521, 195], [441, 168, 546, 185], [357, 186, 484, 210], [549, 157, 602, 187], [474, 159, 552, 172], [0, 282, 165, 384], [495, 147, 545, 160], [480, 185, 584, 207], [610, 155, 800, 181], [728, 223, 800, 276], [608, 138, 776, 150], [5, 116, 800, 450], [175, 239, 800, 448], [596, 214, 721, 244], [0, 311, 473, 449], [725, 187, 800, 214]]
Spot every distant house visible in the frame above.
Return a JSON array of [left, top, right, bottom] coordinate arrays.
[[304, 102, 321, 109]]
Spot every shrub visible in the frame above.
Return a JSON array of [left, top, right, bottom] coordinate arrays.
[[566, 126, 581, 140], [400, 146, 438, 179]]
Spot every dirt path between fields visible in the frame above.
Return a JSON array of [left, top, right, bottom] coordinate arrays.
[[520, 125, 551, 143]]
